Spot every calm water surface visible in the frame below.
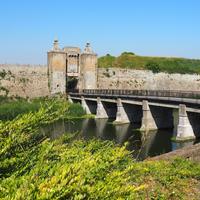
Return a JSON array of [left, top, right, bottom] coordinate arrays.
[[40, 118, 199, 160]]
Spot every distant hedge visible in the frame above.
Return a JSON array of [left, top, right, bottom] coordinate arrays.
[[98, 52, 200, 74]]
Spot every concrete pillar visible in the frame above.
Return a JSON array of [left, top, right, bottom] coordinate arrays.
[[113, 98, 130, 124], [140, 100, 157, 131], [176, 104, 195, 141], [81, 96, 91, 114], [68, 95, 73, 103], [95, 97, 108, 119]]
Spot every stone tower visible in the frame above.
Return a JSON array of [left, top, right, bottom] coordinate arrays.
[[80, 43, 97, 90], [47, 39, 66, 94], [47, 40, 97, 94]]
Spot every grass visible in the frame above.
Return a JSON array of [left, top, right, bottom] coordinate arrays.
[[0, 96, 85, 121], [98, 52, 200, 74], [0, 98, 200, 199], [0, 98, 41, 121]]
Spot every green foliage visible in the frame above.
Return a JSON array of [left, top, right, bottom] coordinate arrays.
[[0, 97, 85, 121], [98, 53, 200, 74], [98, 54, 116, 68], [67, 102, 86, 118], [0, 99, 200, 199], [146, 62, 161, 73], [121, 52, 135, 56], [0, 99, 40, 121]]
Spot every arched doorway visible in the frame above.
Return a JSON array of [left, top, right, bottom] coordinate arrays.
[[66, 77, 78, 92]]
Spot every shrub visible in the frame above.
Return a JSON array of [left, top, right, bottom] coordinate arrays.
[[145, 62, 161, 73], [0, 100, 200, 199]]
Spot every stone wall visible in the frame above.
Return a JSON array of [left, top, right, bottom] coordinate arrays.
[[97, 68, 200, 91], [0, 64, 49, 98], [1, 65, 200, 99]]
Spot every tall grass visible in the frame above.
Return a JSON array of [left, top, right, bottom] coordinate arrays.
[[0, 97, 85, 121], [0, 100, 40, 121]]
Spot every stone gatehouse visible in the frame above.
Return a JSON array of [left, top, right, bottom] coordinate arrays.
[[47, 40, 97, 94]]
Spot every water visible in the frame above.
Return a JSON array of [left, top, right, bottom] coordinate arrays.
[[40, 118, 198, 160]]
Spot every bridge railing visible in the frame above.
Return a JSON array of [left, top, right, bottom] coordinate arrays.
[[72, 89, 200, 99]]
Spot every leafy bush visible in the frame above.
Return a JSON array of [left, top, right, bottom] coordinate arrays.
[[146, 62, 161, 73], [0, 100, 200, 199]]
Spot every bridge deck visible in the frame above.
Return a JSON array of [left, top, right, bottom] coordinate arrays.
[[70, 96, 200, 113]]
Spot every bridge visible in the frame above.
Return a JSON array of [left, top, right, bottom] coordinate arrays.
[[68, 89, 200, 141]]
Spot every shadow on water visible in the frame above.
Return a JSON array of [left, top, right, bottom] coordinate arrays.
[[40, 118, 199, 160]]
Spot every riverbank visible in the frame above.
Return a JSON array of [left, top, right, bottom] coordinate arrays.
[[149, 142, 200, 163], [0, 98, 200, 199]]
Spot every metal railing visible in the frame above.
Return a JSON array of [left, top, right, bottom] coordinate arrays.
[[69, 89, 200, 99]]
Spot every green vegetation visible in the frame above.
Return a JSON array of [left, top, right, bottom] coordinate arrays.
[[98, 54, 116, 68], [0, 97, 85, 121], [0, 98, 200, 199], [146, 62, 161, 73], [0, 98, 41, 121], [98, 52, 200, 74]]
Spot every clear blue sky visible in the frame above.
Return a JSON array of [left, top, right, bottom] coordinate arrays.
[[0, 0, 200, 64]]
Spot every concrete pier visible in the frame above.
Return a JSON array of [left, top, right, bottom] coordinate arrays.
[[176, 104, 195, 141], [69, 94, 200, 138], [95, 97, 108, 119], [114, 98, 130, 124], [68, 95, 73, 103], [81, 96, 91, 114], [140, 100, 157, 131]]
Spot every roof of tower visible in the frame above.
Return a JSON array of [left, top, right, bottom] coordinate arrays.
[[63, 46, 81, 54], [83, 42, 94, 54]]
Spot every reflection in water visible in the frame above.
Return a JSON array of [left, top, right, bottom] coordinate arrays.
[[138, 131, 158, 160], [40, 118, 198, 160], [114, 124, 131, 144], [172, 141, 194, 150], [95, 119, 108, 138]]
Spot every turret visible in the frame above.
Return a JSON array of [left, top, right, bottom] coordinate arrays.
[[80, 43, 97, 90], [47, 39, 66, 94], [53, 38, 60, 51]]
